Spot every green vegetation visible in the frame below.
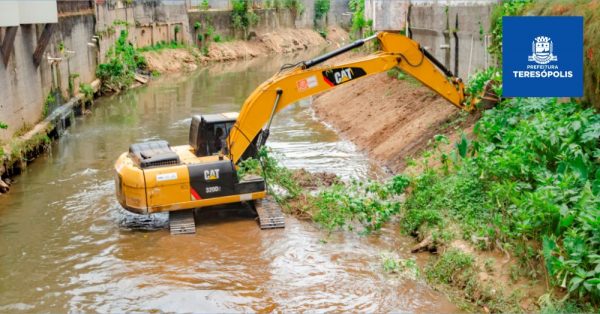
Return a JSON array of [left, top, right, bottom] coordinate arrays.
[[239, 148, 410, 234], [349, 0, 373, 37], [238, 148, 302, 199], [425, 249, 474, 284], [43, 92, 57, 118], [174, 25, 181, 42], [231, 0, 260, 38], [381, 253, 419, 279], [283, 0, 304, 15], [402, 97, 599, 306], [525, 0, 600, 109], [199, 0, 209, 10], [68, 73, 80, 98], [465, 67, 502, 105], [96, 30, 147, 93], [314, 0, 330, 27], [113, 19, 130, 27], [137, 40, 186, 52], [79, 83, 94, 105], [424, 249, 522, 312], [193, 19, 218, 55], [489, 0, 532, 64], [313, 176, 409, 233], [8, 133, 51, 164]]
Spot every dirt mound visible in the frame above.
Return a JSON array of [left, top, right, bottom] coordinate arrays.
[[312, 73, 466, 172], [207, 28, 328, 61], [291, 168, 340, 189], [143, 49, 201, 73], [143, 28, 336, 73]]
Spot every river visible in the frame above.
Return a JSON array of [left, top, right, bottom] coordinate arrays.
[[0, 49, 457, 312]]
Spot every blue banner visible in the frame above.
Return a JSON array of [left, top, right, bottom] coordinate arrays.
[[502, 16, 583, 97]]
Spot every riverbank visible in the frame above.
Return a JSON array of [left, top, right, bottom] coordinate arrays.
[[305, 72, 599, 311], [312, 72, 473, 173], [142, 27, 347, 73]]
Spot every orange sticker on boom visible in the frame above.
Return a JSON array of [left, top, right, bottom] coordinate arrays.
[[296, 75, 318, 92]]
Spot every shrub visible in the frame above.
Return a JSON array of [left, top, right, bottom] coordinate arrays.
[[403, 97, 600, 304], [231, 0, 260, 38], [489, 0, 532, 64], [314, 0, 330, 25], [96, 30, 147, 93]]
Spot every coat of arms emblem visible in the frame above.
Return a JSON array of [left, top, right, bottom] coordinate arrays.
[[528, 36, 558, 65]]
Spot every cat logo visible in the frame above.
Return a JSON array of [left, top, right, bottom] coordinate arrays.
[[322, 67, 367, 86], [204, 169, 220, 181]]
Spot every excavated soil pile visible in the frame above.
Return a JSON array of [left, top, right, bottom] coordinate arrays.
[[291, 168, 340, 189], [312, 73, 462, 172], [143, 28, 343, 73], [143, 49, 200, 73]]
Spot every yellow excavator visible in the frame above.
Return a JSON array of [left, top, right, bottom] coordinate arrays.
[[114, 32, 489, 234]]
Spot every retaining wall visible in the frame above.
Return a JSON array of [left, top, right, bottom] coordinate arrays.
[[188, 0, 350, 29], [409, 0, 497, 79], [188, 8, 296, 39], [96, 0, 191, 63], [0, 13, 97, 141]]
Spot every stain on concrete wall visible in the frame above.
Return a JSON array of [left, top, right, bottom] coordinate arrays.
[[96, 0, 190, 61], [0, 14, 97, 141], [188, 8, 297, 39], [409, 1, 496, 79]]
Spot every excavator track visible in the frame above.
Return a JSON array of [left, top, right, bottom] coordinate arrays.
[[169, 209, 196, 235], [254, 197, 285, 229]]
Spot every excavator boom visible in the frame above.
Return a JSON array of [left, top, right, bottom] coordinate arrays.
[[227, 32, 470, 164]]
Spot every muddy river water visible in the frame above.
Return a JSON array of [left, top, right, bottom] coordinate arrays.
[[0, 49, 458, 312]]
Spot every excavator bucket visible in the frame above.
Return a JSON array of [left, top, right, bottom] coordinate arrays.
[[477, 80, 501, 110]]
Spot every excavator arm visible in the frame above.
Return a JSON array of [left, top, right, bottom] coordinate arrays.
[[227, 32, 472, 164]]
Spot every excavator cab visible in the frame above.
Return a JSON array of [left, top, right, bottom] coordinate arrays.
[[189, 112, 238, 157]]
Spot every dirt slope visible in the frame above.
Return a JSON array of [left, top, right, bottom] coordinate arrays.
[[143, 28, 346, 73], [312, 73, 463, 172]]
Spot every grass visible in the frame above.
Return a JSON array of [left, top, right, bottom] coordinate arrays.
[[43, 92, 57, 118], [137, 40, 186, 52], [381, 253, 419, 279], [239, 148, 410, 234], [9, 133, 51, 163], [311, 176, 409, 234]]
